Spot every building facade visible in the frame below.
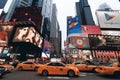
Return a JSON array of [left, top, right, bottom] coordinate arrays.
[[76, 0, 95, 25]]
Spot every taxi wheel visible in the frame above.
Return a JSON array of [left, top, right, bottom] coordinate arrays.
[[67, 70, 75, 77], [42, 70, 48, 76], [34, 67, 38, 71], [92, 68, 96, 72], [114, 71, 120, 78], [18, 67, 23, 71]]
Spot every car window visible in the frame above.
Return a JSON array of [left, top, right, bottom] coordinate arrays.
[[23, 62, 33, 64], [75, 61, 80, 65], [118, 64, 120, 67], [47, 62, 65, 67], [55, 63, 65, 66], [108, 64, 113, 67], [47, 63, 56, 66]]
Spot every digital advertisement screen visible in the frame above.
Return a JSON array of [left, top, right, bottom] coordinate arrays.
[[13, 27, 43, 48], [89, 34, 120, 50], [68, 36, 90, 49], [0, 25, 13, 47]]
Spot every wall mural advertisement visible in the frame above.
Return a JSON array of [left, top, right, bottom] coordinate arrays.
[[96, 11, 120, 28], [0, 25, 13, 46], [89, 34, 120, 50], [13, 27, 43, 48], [67, 16, 81, 37]]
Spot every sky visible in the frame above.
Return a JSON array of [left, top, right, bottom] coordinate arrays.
[[53, 0, 79, 49], [53, 0, 120, 49]]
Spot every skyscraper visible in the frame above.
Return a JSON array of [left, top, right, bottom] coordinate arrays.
[[0, 0, 7, 9], [76, 0, 95, 25]]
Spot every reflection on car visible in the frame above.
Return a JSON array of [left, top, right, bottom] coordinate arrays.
[[37, 62, 79, 77]]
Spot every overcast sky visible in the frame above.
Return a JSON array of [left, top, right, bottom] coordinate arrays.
[[53, 0, 120, 49], [53, 0, 79, 49]]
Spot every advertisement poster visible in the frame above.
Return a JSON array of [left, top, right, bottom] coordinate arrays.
[[68, 36, 90, 49], [13, 27, 43, 48], [43, 40, 51, 54], [96, 11, 120, 28], [81, 25, 101, 34], [89, 34, 120, 50], [67, 16, 81, 37], [0, 24, 13, 46]]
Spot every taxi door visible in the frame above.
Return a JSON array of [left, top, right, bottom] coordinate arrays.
[[54, 63, 66, 75]]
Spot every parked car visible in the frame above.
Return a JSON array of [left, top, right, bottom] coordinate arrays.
[[95, 62, 120, 78], [0, 66, 6, 77], [16, 61, 42, 71], [67, 61, 97, 72], [37, 62, 79, 77]]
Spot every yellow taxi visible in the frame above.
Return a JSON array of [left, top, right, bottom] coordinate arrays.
[[37, 62, 79, 77], [95, 62, 120, 78], [0, 62, 14, 73], [68, 61, 96, 72], [16, 61, 42, 71]]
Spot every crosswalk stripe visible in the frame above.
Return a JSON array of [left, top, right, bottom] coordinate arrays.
[[47, 76, 70, 79]]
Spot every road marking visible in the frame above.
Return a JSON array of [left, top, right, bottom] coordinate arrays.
[[79, 72, 87, 76], [47, 76, 70, 79]]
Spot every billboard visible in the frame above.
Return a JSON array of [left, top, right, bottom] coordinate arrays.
[[101, 30, 120, 36], [43, 40, 51, 54], [0, 24, 13, 46], [89, 34, 120, 50], [67, 16, 81, 37], [81, 25, 101, 34], [13, 26, 43, 48], [96, 11, 120, 28], [68, 36, 90, 49]]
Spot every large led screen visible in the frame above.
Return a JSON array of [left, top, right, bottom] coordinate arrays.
[[68, 36, 90, 49], [13, 27, 43, 48], [0, 25, 13, 47], [89, 34, 120, 50]]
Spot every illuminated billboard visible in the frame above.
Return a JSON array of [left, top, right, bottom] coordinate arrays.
[[43, 40, 51, 54], [81, 25, 101, 34], [13, 26, 43, 48], [68, 36, 90, 49], [67, 16, 81, 37], [101, 30, 120, 36], [96, 11, 120, 28], [0, 24, 13, 47], [89, 34, 120, 50]]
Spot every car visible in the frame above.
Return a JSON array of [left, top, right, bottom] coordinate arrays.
[[0, 64, 14, 73], [0, 66, 6, 77], [37, 62, 79, 77], [16, 61, 42, 71], [95, 62, 120, 78], [67, 61, 96, 72]]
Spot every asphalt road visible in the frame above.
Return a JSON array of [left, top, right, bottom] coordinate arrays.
[[0, 70, 120, 80]]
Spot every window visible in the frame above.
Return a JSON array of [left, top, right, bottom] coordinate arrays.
[[23, 62, 33, 64]]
